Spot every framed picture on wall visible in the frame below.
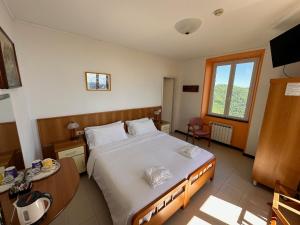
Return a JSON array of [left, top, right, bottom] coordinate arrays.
[[0, 27, 22, 89], [85, 72, 111, 91]]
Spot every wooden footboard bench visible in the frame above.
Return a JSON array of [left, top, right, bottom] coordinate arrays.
[[188, 157, 216, 199], [132, 157, 216, 225]]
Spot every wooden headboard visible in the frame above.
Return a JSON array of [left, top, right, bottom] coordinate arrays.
[[0, 122, 24, 169], [0, 122, 21, 152], [37, 106, 161, 158]]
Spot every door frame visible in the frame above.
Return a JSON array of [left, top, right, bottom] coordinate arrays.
[[162, 77, 175, 132]]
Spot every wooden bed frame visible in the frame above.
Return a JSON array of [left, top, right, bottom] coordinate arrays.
[[36, 106, 216, 225], [133, 158, 216, 225]]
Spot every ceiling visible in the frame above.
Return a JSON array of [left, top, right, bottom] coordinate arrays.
[[4, 0, 300, 59]]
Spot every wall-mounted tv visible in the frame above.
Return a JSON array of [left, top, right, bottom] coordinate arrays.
[[270, 24, 300, 68]]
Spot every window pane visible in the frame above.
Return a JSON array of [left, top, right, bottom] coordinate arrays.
[[229, 62, 254, 118], [211, 65, 231, 115]]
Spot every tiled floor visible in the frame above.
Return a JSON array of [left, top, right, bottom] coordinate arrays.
[[50, 133, 275, 225]]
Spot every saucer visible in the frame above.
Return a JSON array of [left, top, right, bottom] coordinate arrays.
[[31, 168, 41, 175], [41, 166, 54, 172], [41, 161, 58, 172], [3, 175, 14, 184]]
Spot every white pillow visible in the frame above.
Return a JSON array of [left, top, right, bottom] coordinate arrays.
[[85, 121, 122, 148], [130, 119, 157, 136], [85, 122, 128, 150], [84, 121, 122, 131], [126, 118, 149, 135]]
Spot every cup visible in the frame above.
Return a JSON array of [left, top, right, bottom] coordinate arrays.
[[32, 160, 42, 169], [31, 159, 42, 174], [0, 167, 4, 184], [0, 174, 3, 185], [42, 158, 54, 169], [4, 166, 18, 178]]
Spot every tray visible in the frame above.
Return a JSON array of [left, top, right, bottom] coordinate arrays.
[[0, 172, 24, 194], [29, 160, 61, 181], [0, 183, 14, 194]]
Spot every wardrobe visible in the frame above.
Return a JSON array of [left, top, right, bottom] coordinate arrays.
[[252, 77, 300, 189]]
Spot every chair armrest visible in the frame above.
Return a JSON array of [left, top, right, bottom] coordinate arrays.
[[187, 124, 194, 130], [202, 123, 212, 132]]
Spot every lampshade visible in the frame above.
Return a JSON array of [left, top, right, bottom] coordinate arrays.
[[67, 121, 79, 130], [175, 18, 202, 35]]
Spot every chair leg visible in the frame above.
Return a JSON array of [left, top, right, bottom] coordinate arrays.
[[208, 136, 211, 147], [192, 135, 195, 144]]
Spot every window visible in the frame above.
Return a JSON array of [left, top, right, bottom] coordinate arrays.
[[208, 58, 258, 121]]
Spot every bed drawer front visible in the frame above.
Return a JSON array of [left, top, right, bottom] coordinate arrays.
[[72, 154, 86, 173], [58, 146, 84, 158], [161, 125, 170, 134]]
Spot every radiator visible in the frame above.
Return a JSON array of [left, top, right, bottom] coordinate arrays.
[[211, 122, 233, 145]]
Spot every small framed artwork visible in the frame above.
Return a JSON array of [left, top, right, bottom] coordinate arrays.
[[0, 26, 22, 89], [182, 85, 199, 92], [85, 72, 111, 91]]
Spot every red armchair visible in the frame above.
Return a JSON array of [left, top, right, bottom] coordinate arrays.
[[186, 117, 212, 146]]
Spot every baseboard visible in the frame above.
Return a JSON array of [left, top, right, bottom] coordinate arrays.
[[175, 130, 188, 136], [175, 129, 209, 140], [242, 153, 255, 159], [175, 130, 254, 158]]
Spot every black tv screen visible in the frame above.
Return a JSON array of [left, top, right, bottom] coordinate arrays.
[[270, 24, 300, 68]]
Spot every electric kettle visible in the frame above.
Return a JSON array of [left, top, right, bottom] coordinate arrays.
[[13, 191, 53, 225]]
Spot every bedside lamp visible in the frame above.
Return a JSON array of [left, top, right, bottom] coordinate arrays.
[[153, 109, 162, 123], [67, 121, 79, 140]]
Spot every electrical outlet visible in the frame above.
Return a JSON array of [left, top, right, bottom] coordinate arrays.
[[76, 130, 84, 136]]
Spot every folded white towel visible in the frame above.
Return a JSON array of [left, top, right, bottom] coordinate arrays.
[[180, 145, 202, 159], [144, 166, 172, 188]]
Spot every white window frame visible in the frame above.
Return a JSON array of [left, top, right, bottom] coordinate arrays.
[[208, 58, 258, 121]]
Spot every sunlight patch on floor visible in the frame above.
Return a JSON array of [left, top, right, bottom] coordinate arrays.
[[187, 216, 212, 225], [242, 210, 267, 225], [199, 195, 268, 225], [200, 195, 242, 224]]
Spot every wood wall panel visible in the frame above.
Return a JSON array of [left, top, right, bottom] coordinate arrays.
[[203, 116, 249, 149], [37, 106, 161, 158], [0, 122, 24, 169], [0, 122, 21, 152]]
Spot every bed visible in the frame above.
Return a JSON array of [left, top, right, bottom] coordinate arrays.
[[87, 131, 216, 225]]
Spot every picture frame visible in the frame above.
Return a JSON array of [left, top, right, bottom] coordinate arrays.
[[85, 72, 111, 91], [0, 27, 22, 89], [182, 85, 199, 92]]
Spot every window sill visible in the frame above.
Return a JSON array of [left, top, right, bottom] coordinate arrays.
[[206, 114, 249, 123]]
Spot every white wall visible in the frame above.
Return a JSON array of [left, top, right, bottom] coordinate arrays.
[[175, 47, 300, 156], [174, 58, 205, 132], [0, 97, 15, 123], [0, 1, 38, 167], [15, 21, 178, 119], [11, 21, 179, 157], [1, 2, 179, 165]]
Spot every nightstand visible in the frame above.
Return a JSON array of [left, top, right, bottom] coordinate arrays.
[[157, 120, 171, 134], [54, 139, 87, 173]]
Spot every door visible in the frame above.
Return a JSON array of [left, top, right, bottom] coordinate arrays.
[[162, 77, 175, 131]]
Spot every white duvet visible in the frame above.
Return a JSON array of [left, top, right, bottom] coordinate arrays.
[[87, 131, 214, 225]]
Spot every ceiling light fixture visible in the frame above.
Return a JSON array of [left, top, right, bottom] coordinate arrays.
[[175, 18, 202, 35], [213, 8, 224, 16]]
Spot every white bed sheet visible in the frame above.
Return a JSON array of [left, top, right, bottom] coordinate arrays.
[[87, 131, 214, 225]]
